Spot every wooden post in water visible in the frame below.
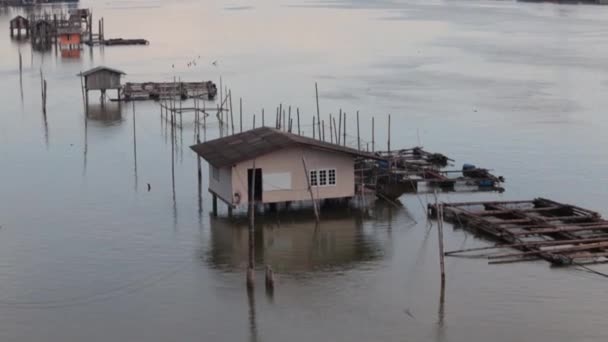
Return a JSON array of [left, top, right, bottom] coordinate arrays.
[[388, 114, 391, 153], [229, 90, 234, 135], [302, 157, 320, 223], [18, 51, 22, 82], [253, 115, 256, 129], [333, 117, 338, 145], [372, 117, 375, 152], [288, 106, 291, 132], [262, 108, 265, 127], [343, 112, 346, 146], [338, 110, 342, 145], [356, 111, 360, 151], [315, 83, 321, 140], [247, 160, 256, 289], [297, 108, 301, 135], [329, 114, 333, 143], [435, 193, 446, 286], [322, 120, 325, 142], [240, 98, 243, 133]]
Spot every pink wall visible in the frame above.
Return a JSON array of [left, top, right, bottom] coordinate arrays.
[[209, 164, 233, 204], [230, 146, 355, 206]]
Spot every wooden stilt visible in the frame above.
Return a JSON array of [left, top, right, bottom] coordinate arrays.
[[247, 160, 256, 289]]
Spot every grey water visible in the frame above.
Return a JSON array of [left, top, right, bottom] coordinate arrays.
[[1, 0, 608, 341]]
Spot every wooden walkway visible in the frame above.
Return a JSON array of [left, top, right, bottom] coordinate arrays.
[[122, 81, 217, 101], [429, 198, 608, 266]]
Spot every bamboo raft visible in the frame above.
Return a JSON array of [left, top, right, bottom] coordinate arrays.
[[429, 198, 608, 266], [121, 81, 217, 101]]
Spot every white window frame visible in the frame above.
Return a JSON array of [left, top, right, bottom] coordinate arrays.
[[310, 168, 336, 187]]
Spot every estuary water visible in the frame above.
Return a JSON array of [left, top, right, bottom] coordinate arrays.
[[1, 0, 608, 341]]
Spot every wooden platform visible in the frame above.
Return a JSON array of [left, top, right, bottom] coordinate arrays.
[[121, 81, 217, 101], [429, 198, 608, 266]]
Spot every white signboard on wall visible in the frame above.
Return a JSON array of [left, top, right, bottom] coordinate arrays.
[[264, 172, 292, 191]]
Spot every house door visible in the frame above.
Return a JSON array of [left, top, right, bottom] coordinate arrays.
[[247, 168, 263, 202]]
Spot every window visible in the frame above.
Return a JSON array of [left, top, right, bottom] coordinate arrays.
[[310, 168, 336, 187], [319, 170, 327, 186], [328, 169, 336, 185], [310, 170, 318, 186], [212, 166, 220, 181]]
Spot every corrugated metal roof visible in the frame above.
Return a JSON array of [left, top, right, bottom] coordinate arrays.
[[190, 127, 383, 167], [79, 66, 126, 77]]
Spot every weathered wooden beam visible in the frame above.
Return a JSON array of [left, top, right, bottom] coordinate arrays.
[[511, 225, 608, 236]]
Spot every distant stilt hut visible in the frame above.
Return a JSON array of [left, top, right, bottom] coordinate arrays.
[[9, 16, 30, 38], [78, 66, 126, 105]]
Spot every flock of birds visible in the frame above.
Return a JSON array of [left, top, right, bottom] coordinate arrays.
[[171, 56, 218, 69]]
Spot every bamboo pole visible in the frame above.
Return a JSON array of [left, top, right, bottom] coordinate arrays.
[[240, 97, 243, 133], [356, 111, 360, 151], [329, 114, 333, 143], [302, 157, 320, 223], [435, 193, 446, 285], [343, 112, 346, 146], [297, 108, 301, 135], [247, 160, 256, 289], [262, 108, 265, 127], [444, 237, 608, 256], [372, 117, 375, 152], [322, 120, 325, 141], [315, 83, 321, 139], [388, 114, 391, 152], [333, 117, 338, 145], [253, 114, 256, 129], [278, 103, 282, 129], [338, 110, 342, 145], [229, 90, 234, 134], [288, 106, 291, 132]]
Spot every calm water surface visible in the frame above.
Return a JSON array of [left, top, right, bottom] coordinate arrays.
[[1, 0, 608, 341]]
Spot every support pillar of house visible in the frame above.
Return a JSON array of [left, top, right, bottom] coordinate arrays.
[[212, 194, 218, 216], [227, 205, 233, 217]]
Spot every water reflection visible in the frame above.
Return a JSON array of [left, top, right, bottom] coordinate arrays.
[[204, 204, 397, 274], [86, 102, 121, 123]]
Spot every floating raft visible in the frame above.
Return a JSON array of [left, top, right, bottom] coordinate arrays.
[[429, 198, 608, 266], [360, 147, 505, 199], [121, 81, 217, 101]]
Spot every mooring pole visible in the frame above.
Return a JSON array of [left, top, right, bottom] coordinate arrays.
[[372, 117, 375, 152], [229, 90, 234, 134], [338, 110, 342, 145], [329, 114, 333, 143], [322, 120, 325, 142], [240, 97, 243, 133], [356, 111, 360, 151], [343, 112, 346, 146], [435, 192, 446, 286], [297, 108, 300, 135], [262, 108, 265, 127], [302, 156, 319, 223], [315, 83, 321, 139], [247, 160, 256, 289], [388, 114, 391, 153]]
